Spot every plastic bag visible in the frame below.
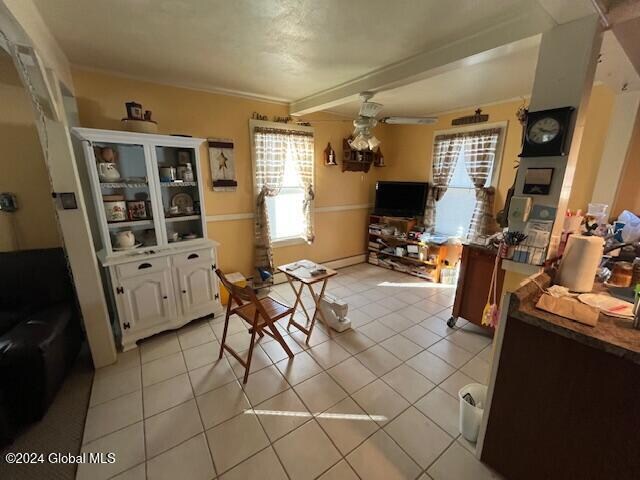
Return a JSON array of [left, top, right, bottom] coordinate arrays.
[[618, 210, 640, 243]]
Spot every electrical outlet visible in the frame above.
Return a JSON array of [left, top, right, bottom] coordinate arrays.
[[0, 193, 17, 212]]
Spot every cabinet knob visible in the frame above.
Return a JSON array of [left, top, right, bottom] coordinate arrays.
[[163, 295, 168, 299], [182, 290, 187, 294], [138, 262, 152, 270], [187, 253, 199, 260]]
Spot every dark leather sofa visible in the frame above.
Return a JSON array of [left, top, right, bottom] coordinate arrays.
[[0, 248, 82, 445]]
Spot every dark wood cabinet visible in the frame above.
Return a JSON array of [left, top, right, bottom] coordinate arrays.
[[341, 138, 383, 172], [449, 244, 504, 329]]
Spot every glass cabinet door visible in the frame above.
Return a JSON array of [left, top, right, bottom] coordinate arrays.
[[93, 142, 161, 253], [154, 146, 204, 244]]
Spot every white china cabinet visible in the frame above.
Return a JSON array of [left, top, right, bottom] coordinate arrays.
[[72, 128, 222, 350]]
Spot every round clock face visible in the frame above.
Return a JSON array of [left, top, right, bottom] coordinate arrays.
[[527, 117, 561, 144]]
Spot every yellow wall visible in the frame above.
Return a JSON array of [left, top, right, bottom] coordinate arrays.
[[0, 55, 62, 252], [71, 68, 616, 277], [72, 69, 373, 276], [612, 107, 640, 217], [567, 85, 615, 211], [378, 84, 615, 215], [377, 100, 523, 214]]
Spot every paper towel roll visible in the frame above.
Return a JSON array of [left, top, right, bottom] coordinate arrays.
[[556, 235, 603, 292]]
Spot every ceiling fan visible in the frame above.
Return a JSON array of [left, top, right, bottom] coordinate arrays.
[[349, 92, 438, 151]]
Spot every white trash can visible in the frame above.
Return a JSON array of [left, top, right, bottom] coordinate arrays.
[[458, 383, 487, 442]]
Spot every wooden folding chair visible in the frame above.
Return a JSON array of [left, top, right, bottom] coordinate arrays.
[[216, 270, 295, 383]]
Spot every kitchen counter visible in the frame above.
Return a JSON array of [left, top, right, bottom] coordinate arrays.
[[511, 273, 640, 364], [479, 272, 640, 480]]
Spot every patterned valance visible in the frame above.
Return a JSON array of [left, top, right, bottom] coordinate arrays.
[[254, 126, 313, 137]]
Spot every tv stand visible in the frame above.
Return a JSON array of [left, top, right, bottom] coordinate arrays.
[[367, 214, 450, 282]]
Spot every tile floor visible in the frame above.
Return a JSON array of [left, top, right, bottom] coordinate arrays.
[[78, 264, 501, 480]]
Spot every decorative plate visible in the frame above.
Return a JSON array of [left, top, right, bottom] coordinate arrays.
[[170, 193, 194, 212]]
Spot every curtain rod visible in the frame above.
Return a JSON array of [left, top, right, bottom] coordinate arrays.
[[254, 126, 314, 137], [435, 127, 501, 141]]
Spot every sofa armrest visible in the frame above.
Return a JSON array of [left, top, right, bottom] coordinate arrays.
[[0, 302, 81, 425]]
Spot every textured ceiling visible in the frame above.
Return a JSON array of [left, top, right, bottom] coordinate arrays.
[[329, 30, 640, 117], [33, 0, 535, 101]]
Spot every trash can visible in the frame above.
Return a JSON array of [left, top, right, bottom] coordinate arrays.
[[458, 383, 488, 442]]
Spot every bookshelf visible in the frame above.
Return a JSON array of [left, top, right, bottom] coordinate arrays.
[[367, 214, 450, 282]]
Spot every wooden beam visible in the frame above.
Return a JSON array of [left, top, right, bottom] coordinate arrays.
[[289, 4, 555, 115]]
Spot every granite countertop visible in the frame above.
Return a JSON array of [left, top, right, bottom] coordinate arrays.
[[509, 272, 640, 365]]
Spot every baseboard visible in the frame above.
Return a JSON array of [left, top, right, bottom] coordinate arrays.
[[324, 254, 367, 270], [271, 253, 366, 285]]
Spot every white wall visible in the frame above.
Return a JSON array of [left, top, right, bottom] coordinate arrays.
[[0, 0, 73, 92]]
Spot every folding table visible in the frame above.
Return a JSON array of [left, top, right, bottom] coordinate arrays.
[[277, 260, 337, 344]]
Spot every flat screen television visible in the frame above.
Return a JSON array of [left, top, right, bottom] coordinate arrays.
[[374, 181, 429, 217]]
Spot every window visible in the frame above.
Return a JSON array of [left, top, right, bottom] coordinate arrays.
[[434, 127, 503, 238], [252, 121, 314, 244], [265, 149, 306, 241]]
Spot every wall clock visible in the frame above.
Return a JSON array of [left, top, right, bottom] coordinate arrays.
[[519, 106, 575, 157]]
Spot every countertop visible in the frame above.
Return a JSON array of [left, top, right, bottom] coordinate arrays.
[[509, 273, 640, 365]]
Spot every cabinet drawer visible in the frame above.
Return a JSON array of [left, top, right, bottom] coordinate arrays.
[[116, 257, 171, 279], [172, 248, 215, 267]]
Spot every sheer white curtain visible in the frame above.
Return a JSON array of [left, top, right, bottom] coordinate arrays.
[[288, 133, 315, 243]]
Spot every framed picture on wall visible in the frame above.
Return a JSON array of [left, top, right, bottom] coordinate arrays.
[[208, 138, 238, 191], [523, 168, 554, 195]]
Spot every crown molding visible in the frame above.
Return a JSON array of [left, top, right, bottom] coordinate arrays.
[[71, 64, 291, 105]]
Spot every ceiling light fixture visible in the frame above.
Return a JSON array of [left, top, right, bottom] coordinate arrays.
[[367, 135, 381, 151], [351, 116, 379, 151], [350, 133, 370, 151]]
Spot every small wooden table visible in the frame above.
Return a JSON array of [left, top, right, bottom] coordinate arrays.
[[277, 260, 337, 344]]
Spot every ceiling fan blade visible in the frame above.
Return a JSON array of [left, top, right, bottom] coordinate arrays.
[[380, 116, 438, 125]]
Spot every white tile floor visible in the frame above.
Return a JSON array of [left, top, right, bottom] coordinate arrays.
[[79, 264, 502, 480]]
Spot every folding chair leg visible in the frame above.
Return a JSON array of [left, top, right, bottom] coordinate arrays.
[[218, 306, 232, 360], [268, 322, 294, 358], [243, 330, 258, 384]]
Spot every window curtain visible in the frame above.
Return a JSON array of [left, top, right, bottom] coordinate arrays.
[[424, 134, 465, 232], [288, 132, 315, 243], [253, 127, 315, 286], [463, 128, 501, 240], [253, 128, 288, 286]]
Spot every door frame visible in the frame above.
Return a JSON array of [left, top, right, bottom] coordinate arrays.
[[0, 6, 117, 367]]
